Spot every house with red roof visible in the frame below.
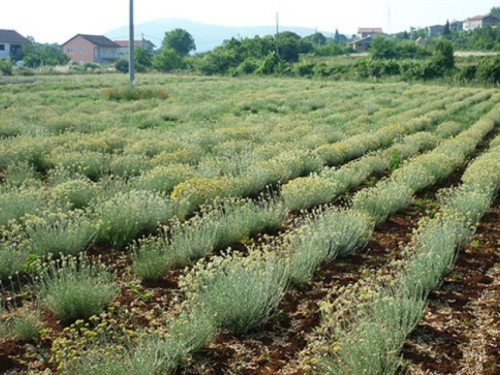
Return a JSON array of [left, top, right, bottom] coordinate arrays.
[[61, 34, 120, 64], [358, 27, 384, 39], [0, 29, 31, 60]]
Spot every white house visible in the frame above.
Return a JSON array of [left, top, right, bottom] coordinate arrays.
[[0, 29, 31, 60], [115, 39, 156, 60], [463, 15, 500, 32]]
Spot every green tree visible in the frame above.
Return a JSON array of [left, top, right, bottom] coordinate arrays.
[[161, 29, 196, 57], [432, 39, 454, 70], [306, 32, 327, 46], [277, 31, 302, 62], [334, 29, 340, 44], [491, 7, 500, 19], [195, 47, 239, 75], [370, 36, 397, 59], [153, 48, 184, 72], [443, 20, 451, 36], [395, 31, 410, 40], [134, 46, 153, 67], [22, 42, 69, 67]]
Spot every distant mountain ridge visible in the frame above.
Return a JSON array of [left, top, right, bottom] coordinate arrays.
[[105, 19, 334, 52]]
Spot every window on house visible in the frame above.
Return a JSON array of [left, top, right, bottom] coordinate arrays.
[[0, 44, 5, 51], [67, 47, 74, 54], [79, 48, 84, 54]]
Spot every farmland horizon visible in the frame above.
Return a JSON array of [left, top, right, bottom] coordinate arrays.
[[3, 0, 500, 45]]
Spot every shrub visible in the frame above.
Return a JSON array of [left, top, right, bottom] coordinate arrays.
[[170, 178, 224, 212], [0, 59, 13, 76], [212, 198, 287, 249], [434, 121, 463, 138], [0, 243, 27, 281], [36, 255, 119, 324], [108, 155, 152, 178], [23, 210, 97, 256], [62, 311, 216, 375], [2, 162, 40, 187], [287, 209, 374, 284], [351, 181, 413, 224], [133, 163, 195, 195], [114, 59, 129, 73], [0, 187, 49, 228], [127, 311, 216, 373], [402, 213, 473, 296], [93, 190, 184, 247], [282, 175, 341, 212], [7, 309, 42, 341], [48, 151, 111, 182], [102, 87, 170, 101], [51, 178, 98, 209], [132, 215, 219, 281], [232, 59, 259, 75], [309, 284, 425, 375], [180, 249, 288, 334]]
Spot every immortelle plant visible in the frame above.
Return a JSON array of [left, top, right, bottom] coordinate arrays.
[[35, 254, 119, 324], [179, 249, 289, 334]]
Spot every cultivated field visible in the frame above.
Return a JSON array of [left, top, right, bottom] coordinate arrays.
[[0, 74, 499, 374]]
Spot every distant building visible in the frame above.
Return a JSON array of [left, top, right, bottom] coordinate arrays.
[[463, 15, 500, 32], [115, 39, 155, 60], [349, 33, 391, 52], [61, 34, 120, 64], [0, 29, 31, 60], [358, 27, 384, 38], [450, 20, 464, 32], [426, 24, 445, 37]]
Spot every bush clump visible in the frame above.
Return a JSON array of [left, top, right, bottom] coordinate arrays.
[[102, 87, 169, 101]]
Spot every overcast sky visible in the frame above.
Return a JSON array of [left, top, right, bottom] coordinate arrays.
[[4, 0, 499, 44]]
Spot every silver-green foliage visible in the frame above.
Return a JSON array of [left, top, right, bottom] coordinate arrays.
[[287, 209, 374, 285], [132, 197, 286, 281], [0, 187, 49, 228], [132, 215, 219, 281], [180, 250, 288, 334], [93, 190, 185, 247], [351, 180, 413, 224], [37, 255, 119, 324], [120, 311, 216, 375], [0, 244, 26, 281], [402, 214, 473, 297], [212, 197, 287, 249], [312, 284, 425, 375], [24, 210, 97, 256]]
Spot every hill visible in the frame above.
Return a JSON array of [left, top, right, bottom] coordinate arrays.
[[105, 18, 333, 52]]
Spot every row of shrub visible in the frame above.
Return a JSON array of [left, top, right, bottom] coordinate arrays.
[[53, 103, 500, 374], [0, 88, 493, 286], [301, 129, 500, 374]]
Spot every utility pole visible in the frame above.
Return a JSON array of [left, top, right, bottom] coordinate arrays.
[[275, 13, 280, 57], [129, 0, 135, 86]]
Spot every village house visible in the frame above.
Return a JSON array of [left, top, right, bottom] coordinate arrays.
[[61, 34, 120, 64], [358, 27, 384, 39], [449, 20, 464, 32], [426, 24, 445, 37], [0, 29, 31, 61], [463, 15, 500, 32], [348, 33, 391, 53], [115, 39, 155, 60]]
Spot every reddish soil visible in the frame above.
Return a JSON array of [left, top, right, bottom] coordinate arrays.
[[175, 203, 425, 375], [400, 198, 500, 375], [1, 136, 499, 374]]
